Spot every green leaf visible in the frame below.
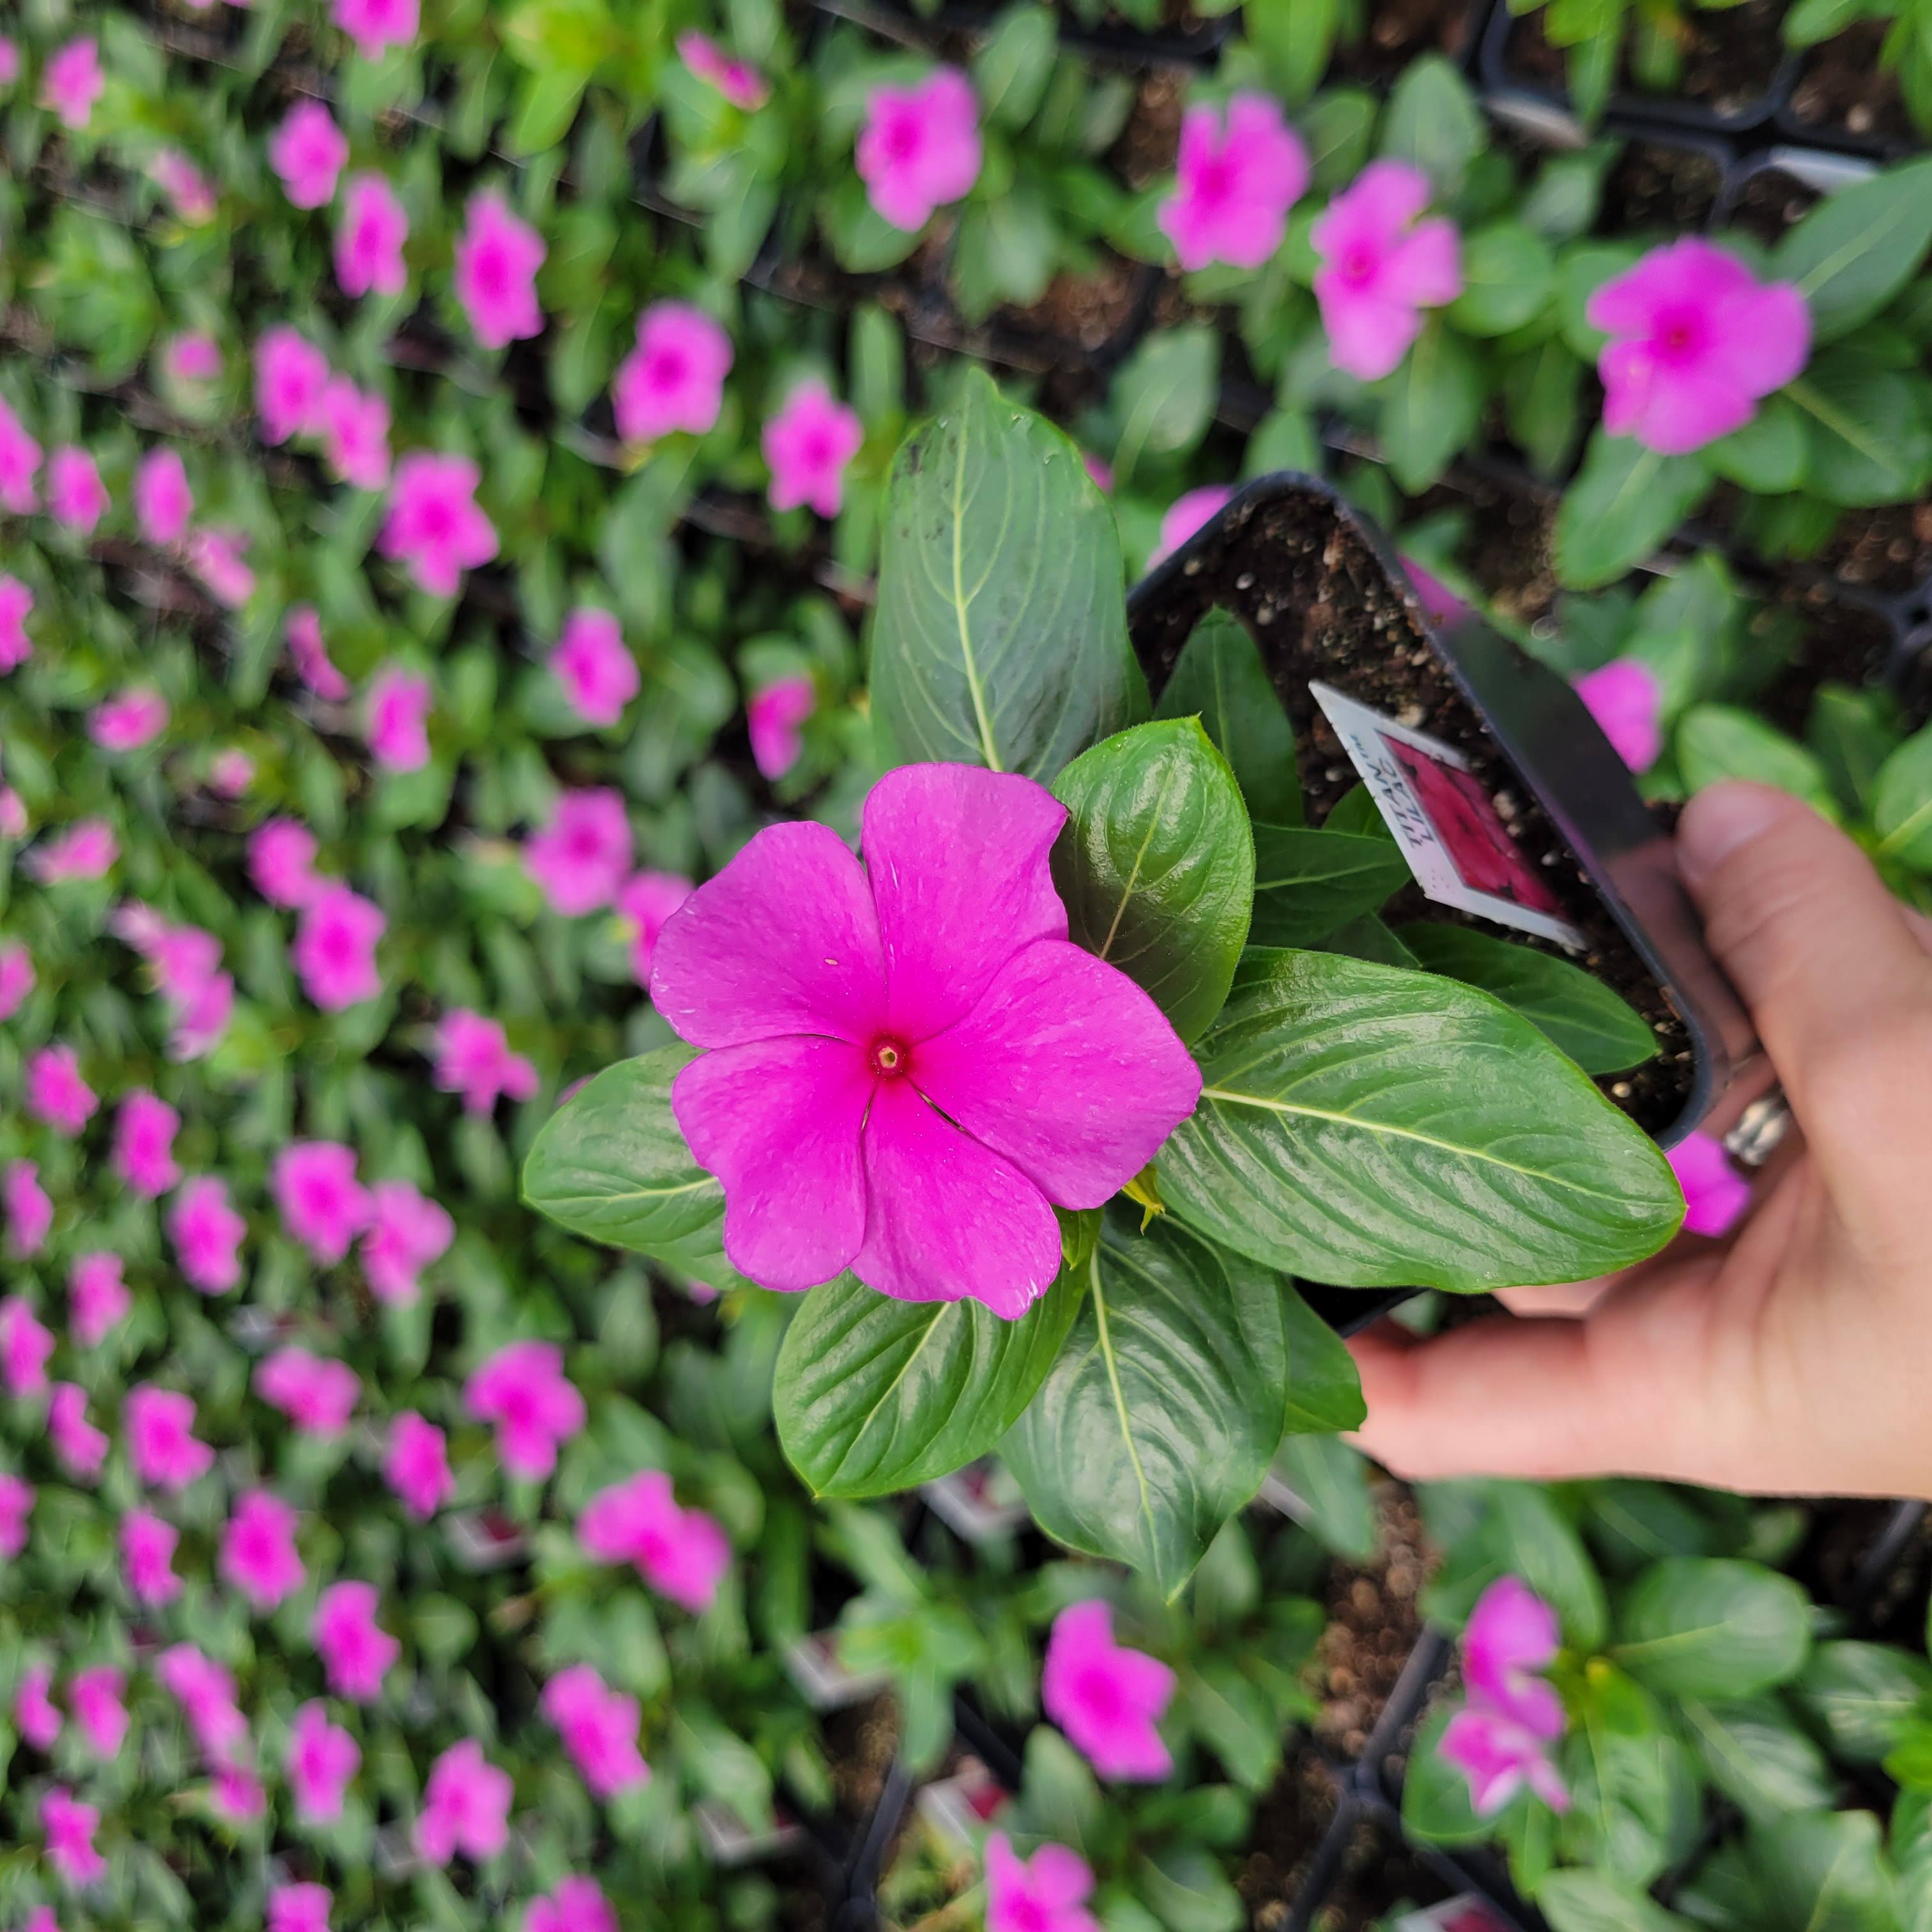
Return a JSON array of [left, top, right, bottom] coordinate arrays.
[[1796, 1641, 1932, 1763], [1402, 1705, 1496, 1846], [822, 175, 923, 272], [1157, 950, 1684, 1294], [1554, 430, 1712, 590], [1312, 912, 1422, 969], [1397, 923, 1658, 1074], [1106, 326, 1220, 481], [1488, 1480, 1607, 1650], [1181, 1660, 1284, 1792], [1248, 825, 1412, 947], [1788, 358, 1932, 507], [1772, 157, 1932, 342], [1610, 1558, 1811, 1699], [1809, 682, 1905, 814], [1137, 1848, 1246, 1932], [1280, 1285, 1367, 1433], [1271, 1433, 1377, 1560], [1705, 392, 1810, 495], [1049, 719, 1255, 1044], [1246, 0, 1340, 102], [1537, 1871, 1700, 1932], [1153, 610, 1304, 827], [1873, 721, 1932, 868], [871, 369, 1144, 782], [772, 1268, 1082, 1499], [1449, 222, 1558, 335], [1377, 320, 1484, 493], [1001, 1206, 1291, 1598], [970, 3, 1058, 129], [1676, 704, 1838, 816], [1377, 54, 1484, 196], [1558, 241, 1646, 360], [1558, 1722, 1693, 1890], [1745, 1810, 1903, 1932], [1678, 1696, 1836, 1826]]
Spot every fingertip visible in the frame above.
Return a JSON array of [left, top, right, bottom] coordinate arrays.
[[1678, 781, 1808, 894]]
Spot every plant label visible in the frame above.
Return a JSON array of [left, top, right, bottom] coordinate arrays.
[[782, 1630, 896, 1710], [1393, 1899, 1522, 1932]]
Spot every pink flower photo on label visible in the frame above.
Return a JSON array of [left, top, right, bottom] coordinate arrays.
[[362, 1179, 454, 1304], [434, 1009, 540, 1114], [1312, 160, 1462, 381], [17, 1663, 61, 1748], [1575, 657, 1663, 774], [287, 1701, 360, 1821], [5, 1160, 52, 1255], [1042, 1600, 1176, 1780], [256, 326, 331, 443], [169, 1175, 247, 1293], [126, 1385, 216, 1490], [40, 40, 104, 130], [453, 191, 546, 349], [464, 1339, 585, 1481], [747, 673, 816, 781], [985, 1834, 1101, 1932], [763, 382, 863, 518], [318, 377, 392, 491], [88, 688, 170, 752], [857, 68, 982, 232], [163, 332, 226, 383], [68, 1253, 130, 1347], [1588, 237, 1811, 455], [649, 765, 1201, 1315], [293, 883, 387, 1008], [415, 1738, 514, 1864], [220, 1487, 305, 1609], [379, 451, 497, 597], [613, 303, 733, 443], [150, 149, 218, 223], [0, 1472, 34, 1557], [525, 788, 633, 916], [41, 1788, 105, 1886], [313, 1579, 401, 1700], [134, 448, 194, 546], [49, 1383, 109, 1480], [115, 1091, 181, 1196], [0, 1294, 54, 1397], [270, 100, 348, 208], [1159, 93, 1309, 272], [385, 1410, 456, 1517], [1152, 485, 1234, 565], [270, 1884, 334, 1932], [1440, 1575, 1570, 1816], [70, 1665, 128, 1758], [250, 819, 322, 907], [550, 607, 640, 728], [273, 1141, 373, 1264], [0, 940, 33, 1017], [27, 819, 118, 884], [287, 604, 352, 700], [47, 447, 109, 533], [365, 663, 432, 770], [616, 871, 693, 985], [1668, 1129, 1752, 1237], [541, 1664, 652, 1798], [186, 528, 256, 607], [256, 1346, 361, 1436], [677, 31, 770, 109], [0, 574, 33, 670], [335, 172, 410, 298], [122, 1507, 183, 1604], [578, 1469, 731, 1612], [334, 0, 420, 61], [527, 1878, 619, 1932], [27, 1045, 97, 1138]]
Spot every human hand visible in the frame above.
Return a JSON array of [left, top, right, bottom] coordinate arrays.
[[1346, 779, 1932, 1498]]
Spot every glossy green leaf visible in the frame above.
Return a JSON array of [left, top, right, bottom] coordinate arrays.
[[1811, 682, 1906, 813], [1537, 1871, 1700, 1932], [1377, 54, 1483, 195], [1280, 1285, 1367, 1434], [1158, 950, 1684, 1294], [1377, 320, 1483, 494], [871, 367, 1144, 781], [1312, 912, 1423, 969], [1705, 392, 1810, 495], [1137, 1848, 1246, 1932], [1248, 825, 1412, 947], [1105, 326, 1220, 482], [1679, 1696, 1836, 1826], [1489, 1480, 1607, 1650], [1796, 1641, 1932, 1763], [1772, 157, 1932, 342], [1558, 1722, 1694, 1890], [1554, 429, 1712, 590], [1050, 719, 1255, 1043], [1611, 1558, 1811, 1699], [1153, 610, 1304, 827], [1789, 359, 1932, 507], [1449, 222, 1558, 335], [1745, 1810, 1903, 1932], [1271, 1433, 1377, 1560], [1873, 722, 1932, 869], [1676, 704, 1839, 816]]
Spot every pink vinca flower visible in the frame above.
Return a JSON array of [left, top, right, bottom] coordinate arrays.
[[16, 1664, 61, 1747], [1043, 1600, 1175, 1780], [0, 940, 32, 1016], [0, 38, 16, 87], [256, 1346, 361, 1435], [209, 748, 256, 796], [163, 332, 226, 383], [650, 764, 1201, 1314], [1588, 237, 1811, 456], [385, 1411, 455, 1518], [454, 192, 546, 349], [364, 663, 432, 770], [151, 149, 218, 223], [212, 1763, 266, 1822], [293, 884, 387, 1009], [415, 1738, 514, 1865], [0, 397, 40, 513], [89, 687, 170, 752], [378, 452, 496, 596], [288, 606, 351, 700], [70, 1665, 128, 1758], [134, 448, 193, 546], [335, 172, 410, 298], [1152, 485, 1234, 566], [250, 819, 321, 907], [334, 0, 420, 59], [1575, 658, 1662, 774], [677, 30, 770, 109], [578, 1469, 731, 1612], [220, 1487, 305, 1609], [464, 1340, 585, 1482], [41, 1788, 105, 1886], [318, 378, 392, 491], [857, 68, 982, 233], [122, 1508, 182, 1604], [540, 1664, 652, 1799], [985, 1835, 1101, 1932], [26, 1045, 97, 1138], [616, 871, 693, 985], [47, 447, 109, 533], [525, 788, 632, 916], [747, 674, 816, 781], [1159, 93, 1309, 272], [528, 1878, 620, 1932], [185, 527, 256, 608], [288, 1701, 360, 1821], [0, 1472, 34, 1558], [40, 39, 103, 130], [0, 574, 33, 670], [1440, 1575, 1569, 1816], [763, 383, 863, 519], [269, 100, 348, 210], [270, 1883, 335, 1932], [256, 326, 331, 444], [613, 303, 733, 443], [0, 1294, 54, 1397], [114, 1092, 181, 1196], [273, 1141, 372, 1265], [169, 1176, 247, 1293], [550, 607, 639, 728], [362, 1179, 454, 1305], [5, 1160, 52, 1256], [1311, 160, 1462, 382], [49, 1384, 109, 1481], [69, 1253, 130, 1348], [26, 819, 117, 884], [126, 1385, 216, 1491], [1668, 1130, 1752, 1238], [155, 1644, 247, 1763], [434, 1010, 540, 1114]]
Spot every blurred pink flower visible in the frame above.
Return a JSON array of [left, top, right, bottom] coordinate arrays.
[[318, 377, 392, 491], [857, 68, 981, 232], [256, 326, 331, 444], [454, 191, 546, 348], [677, 30, 770, 109], [0, 397, 40, 512], [114, 1091, 181, 1196], [313, 1577, 402, 1699], [1441, 1575, 1569, 1815], [0, 574, 33, 670], [747, 673, 816, 781], [616, 871, 693, 985], [270, 1883, 335, 1932], [134, 448, 193, 546], [209, 748, 254, 795], [434, 1009, 539, 1114], [1152, 485, 1233, 565], [1669, 1130, 1752, 1238], [578, 1469, 730, 1612], [125, 1385, 215, 1490], [1575, 657, 1662, 774], [763, 383, 862, 518], [1159, 94, 1309, 272], [362, 1179, 454, 1303], [70, 1665, 128, 1758], [269, 100, 348, 209], [415, 1738, 514, 1865], [250, 819, 322, 907], [550, 608, 639, 728], [335, 172, 410, 298], [1082, 452, 1113, 493], [0, 38, 16, 88], [540, 1664, 652, 1798], [185, 527, 256, 608], [49, 1383, 109, 1481], [15, 1664, 61, 1747], [0, 1294, 54, 1397], [163, 332, 225, 383], [293, 883, 387, 1009], [527, 1878, 620, 1932], [334, 0, 419, 59], [1042, 1600, 1174, 1780], [273, 1141, 372, 1265], [613, 303, 733, 443], [288, 606, 351, 700], [0, 940, 31, 1016], [110, 905, 233, 1061], [68, 1253, 130, 1348], [211, 1762, 266, 1821], [47, 447, 108, 533], [220, 1487, 305, 1609], [364, 663, 432, 770], [1312, 160, 1462, 382], [5, 1160, 52, 1255], [155, 1644, 247, 1762], [88, 687, 170, 752], [121, 1508, 182, 1604], [985, 1834, 1100, 1932], [151, 148, 218, 223], [466, 1340, 585, 1482], [26, 1045, 97, 1138], [378, 451, 496, 597], [41, 1787, 105, 1886], [525, 788, 632, 916], [40, 39, 103, 130], [27, 818, 117, 884], [385, 1411, 455, 1518], [256, 1346, 361, 1436], [287, 1700, 360, 1820], [0, 1471, 34, 1557], [168, 1175, 247, 1293], [0, 790, 25, 839]]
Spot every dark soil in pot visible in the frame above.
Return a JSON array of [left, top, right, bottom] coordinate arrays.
[[1331, 0, 1473, 82], [1498, 0, 1788, 116], [1787, 22, 1922, 146], [1599, 139, 1724, 234]]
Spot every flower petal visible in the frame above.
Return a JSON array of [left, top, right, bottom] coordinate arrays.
[[1383, 218, 1462, 308], [1315, 281, 1423, 381], [1721, 280, 1812, 397]]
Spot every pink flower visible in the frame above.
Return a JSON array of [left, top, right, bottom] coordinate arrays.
[[434, 1009, 540, 1114], [27, 819, 117, 884], [69, 1254, 129, 1348], [168, 1176, 247, 1294], [0, 790, 25, 839], [384, 1411, 454, 1518], [0, 38, 16, 88], [747, 674, 816, 781], [1311, 160, 1462, 382], [41, 1788, 105, 1886], [318, 378, 392, 491], [676, 29, 770, 109], [0, 574, 33, 670], [857, 68, 982, 232], [49, 1384, 109, 1481], [527, 1878, 620, 1932], [134, 448, 193, 546], [288, 605, 351, 701], [26, 1045, 96, 1137], [1042, 1600, 1174, 1780], [540, 1664, 651, 1798], [0, 940, 31, 1016], [151, 149, 218, 223], [220, 1487, 305, 1609], [1083, 452, 1114, 493], [415, 1738, 514, 1865], [88, 687, 170, 752], [155, 1644, 246, 1761], [273, 1142, 372, 1265], [249, 820, 321, 907], [256, 1346, 360, 1436], [47, 447, 108, 533], [361, 1179, 454, 1304], [0, 1295, 54, 1397], [270, 1883, 334, 1932], [16, 1664, 62, 1748], [114, 1092, 180, 1196], [121, 1508, 182, 1604], [256, 326, 330, 444], [163, 332, 225, 383], [550, 608, 639, 728], [364, 663, 432, 770], [293, 884, 387, 1009], [650, 764, 1201, 1313], [70, 1665, 128, 1758], [1588, 238, 1811, 456], [1575, 658, 1662, 774], [40, 40, 103, 130], [464, 1340, 585, 1481], [1440, 1575, 1569, 1816], [0, 397, 40, 515], [1668, 1130, 1752, 1238], [578, 1469, 731, 1612], [378, 452, 496, 597], [185, 527, 256, 607], [4, 1160, 52, 1255], [209, 748, 256, 795], [524, 788, 632, 916], [334, 172, 410, 298], [1152, 486, 1234, 565], [985, 1834, 1101, 1932], [0, 1472, 33, 1558], [211, 1762, 266, 1821], [269, 100, 348, 210], [453, 192, 546, 349], [334, 0, 419, 60], [1159, 93, 1309, 272], [763, 383, 863, 519], [616, 871, 693, 985], [287, 1700, 360, 1820], [125, 1385, 215, 1490], [613, 303, 733, 443]]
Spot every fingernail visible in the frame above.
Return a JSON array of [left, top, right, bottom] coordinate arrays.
[[1678, 781, 1789, 891]]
